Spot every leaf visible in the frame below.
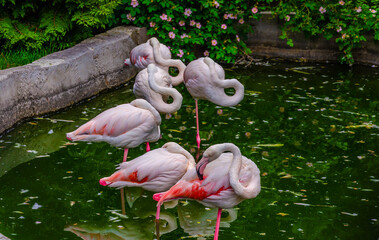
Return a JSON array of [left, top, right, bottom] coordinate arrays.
[[277, 212, 289, 216]]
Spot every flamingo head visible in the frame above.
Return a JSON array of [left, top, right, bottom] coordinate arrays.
[[196, 157, 209, 180]]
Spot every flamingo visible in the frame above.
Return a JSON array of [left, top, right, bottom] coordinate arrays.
[[133, 64, 183, 114], [99, 142, 195, 192], [183, 57, 244, 149], [153, 143, 261, 240], [66, 99, 161, 162], [125, 37, 186, 86]]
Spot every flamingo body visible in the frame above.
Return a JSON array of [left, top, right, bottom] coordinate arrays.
[[100, 142, 195, 192], [183, 57, 244, 107], [124, 38, 171, 68], [154, 152, 260, 209], [66, 99, 161, 149]]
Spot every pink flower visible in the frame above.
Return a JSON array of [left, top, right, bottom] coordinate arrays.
[[306, 162, 313, 167], [252, 7, 258, 14], [204, 50, 209, 56], [167, 17, 172, 22], [370, 9, 377, 13], [319, 6, 326, 14], [184, 8, 192, 16], [238, 19, 244, 24], [339, 0, 344, 5], [160, 13, 167, 20], [337, 26, 342, 32], [196, 22, 202, 29], [221, 24, 227, 30], [179, 20, 185, 26], [168, 32, 175, 39], [285, 15, 290, 21], [211, 39, 217, 46], [177, 49, 184, 58], [214, 1, 219, 8], [356, 6, 362, 13], [127, 13, 136, 21], [342, 33, 347, 39], [236, 35, 240, 42], [149, 22, 156, 27], [180, 33, 188, 38], [224, 14, 228, 19], [228, 14, 236, 19], [131, 0, 139, 8], [190, 20, 196, 26]]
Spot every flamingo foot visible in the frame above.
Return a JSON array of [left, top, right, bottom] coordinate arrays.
[[153, 192, 163, 201]]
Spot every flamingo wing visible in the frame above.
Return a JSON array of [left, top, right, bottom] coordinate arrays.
[[100, 147, 190, 192], [66, 104, 159, 148]]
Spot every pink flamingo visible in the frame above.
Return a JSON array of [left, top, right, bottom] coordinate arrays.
[[100, 142, 195, 192], [183, 58, 244, 149], [133, 64, 183, 114], [153, 143, 261, 240], [66, 99, 161, 161], [125, 37, 185, 86]]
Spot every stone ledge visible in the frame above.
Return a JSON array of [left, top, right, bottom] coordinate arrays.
[[248, 13, 379, 65], [0, 26, 148, 135]]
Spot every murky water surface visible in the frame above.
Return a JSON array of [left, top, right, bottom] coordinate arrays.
[[0, 62, 378, 239]]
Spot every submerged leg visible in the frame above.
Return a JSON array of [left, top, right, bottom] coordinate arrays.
[[195, 99, 201, 149], [155, 204, 161, 240], [146, 142, 150, 152], [121, 148, 128, 215], [214, 208, 222, 240]]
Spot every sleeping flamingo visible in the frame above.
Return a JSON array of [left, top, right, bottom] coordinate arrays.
[[125, 37, 186, 86], [183, 57, 244, 149], [100, 142, 195, 192], [153, 143, 260, 240], [133, 64, 183, 114], [66, 99, 161, 161]]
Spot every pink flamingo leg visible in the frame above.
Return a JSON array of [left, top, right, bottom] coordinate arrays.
[[121, 148, 129, 215], [214, 208, 222, 240], [195, 99, 201, 149], [146, 142, 150, 152], [155, 204, 161, 240], [123, 148, 129, 162]]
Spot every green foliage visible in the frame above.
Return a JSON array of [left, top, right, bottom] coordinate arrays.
[[0, 0, 121, 50], [272, 0, 379, 64], [119, 0, 259, 63], [119, 0, 378, 64], [0, 0, 378, 66]]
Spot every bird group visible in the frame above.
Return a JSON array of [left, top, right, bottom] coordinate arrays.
[[66, 37, 261, 240]]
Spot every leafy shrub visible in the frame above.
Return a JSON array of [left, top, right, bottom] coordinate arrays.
[[0, 0, 121, 50]]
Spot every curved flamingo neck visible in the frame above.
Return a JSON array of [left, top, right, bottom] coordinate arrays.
[[149, 38, 186, 86], [130, 99, 162, 125], [147, 64, 183, 113], [203, 58, 244, 107]]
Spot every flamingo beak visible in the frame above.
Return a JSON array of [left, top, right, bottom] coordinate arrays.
[[196, 157, 208, 180]]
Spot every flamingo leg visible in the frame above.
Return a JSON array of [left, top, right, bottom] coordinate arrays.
[[214, 208, 222, 240], [155, 204, 161, 240], [121, 148, 128, 215], [146, 142, 150, 152], [123, 148, 129, 162], [195, 99, 201, 149]]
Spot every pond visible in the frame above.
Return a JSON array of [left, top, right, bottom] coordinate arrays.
[[0, 62, 378, 240]]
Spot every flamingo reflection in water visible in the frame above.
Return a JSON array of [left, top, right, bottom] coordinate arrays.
[[177, 201, 237, 239], [65, 211, 177, 240], [154, 143, 261, 240]]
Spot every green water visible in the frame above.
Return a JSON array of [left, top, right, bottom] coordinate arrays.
[[0, 62, 378, 240]]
